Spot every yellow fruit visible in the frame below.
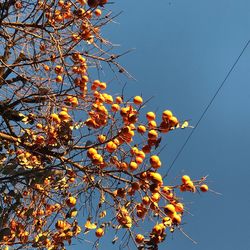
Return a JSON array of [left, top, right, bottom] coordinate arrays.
[[148, 120, 157, 129], [135, 234, 144, 244], [55, 220, 68, 230], [111, 103, 120, 112], [137, 125, 146, 134], [185, 180, 195, 192], [152, 224, 165, 235], [129, 161, 138, 171], [106, 141, 117, 153], [87, 147, 97, 158], [56, 75, 63, 82], [66, 196, 76, 207], [94, 9, 102, 17], [50, 113, 61, 123], [149, 172, 163, 185], [92, 153, 103, 165], [162, 216, 172, 227], [172, 213, 182, 224], [148, 129, 158, 139], [150, 155, 161, 168], [200, 184, 209, 192], [95, 228, 104, 237], [164, 204, 175, 216], [181, 175, 191, 184], [175, 202, 184, 213], [169, 116, 179, 127], [146, 111, 156, 121], [36, 123, 43, 129], [115, 96, 123, 104], [162, 110, 172, 120], [98, 134, 106, 143], [59, 111, 71, 121], [99, 81, 106, 89], [133, 96, 143, 105], [142, 196, 150, 206], [151, 192, 161, 202]]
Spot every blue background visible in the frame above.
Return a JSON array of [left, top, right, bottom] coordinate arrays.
[[73, 1, 250, 249]]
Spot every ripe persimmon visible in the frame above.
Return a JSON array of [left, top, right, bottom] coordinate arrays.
[[135, 234, 144, 244], [146, 111, 156, 121], [95, 228, 104, 237], [133, 96, 143, 105], [200, 184, 209, 192]]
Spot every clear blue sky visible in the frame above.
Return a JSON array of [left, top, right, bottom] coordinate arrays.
[[72, 1, 250, 249]]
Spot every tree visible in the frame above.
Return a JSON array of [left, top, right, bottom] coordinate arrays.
[[0, 0, 209, 249]]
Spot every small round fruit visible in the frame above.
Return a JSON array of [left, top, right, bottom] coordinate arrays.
[[129, 161, 138, 171], [95, 228, 104, 237], [181, 175, 191, 184], [94, 8, 102, 17], [200, 184, 209, 192], [162, 110, 173, 120], [56, 75, 63, 82], [164, 204, 175, 216], [175, 203, 184, 213], [146, 111, 156, 121], [137, 125, 146, 134], [135, 234, 144, 244], [172, 213, 182, 224], [66, 196, 76, 207], [133, 96, 143, 105]]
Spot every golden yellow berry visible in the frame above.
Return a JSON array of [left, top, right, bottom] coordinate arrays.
[[129, 161, 138, 171], [164, 204, 176, 216], [66, 196, 76, 207], [200, 184, 209, 192], [162, 110, 173, 120], [135, 234, 145, 243], [95, 228, 104, 237], [133, 96, 143, 105], [146, 111, 156, 121], [181, 175, 191, 184], [137, 125, 146, 134]]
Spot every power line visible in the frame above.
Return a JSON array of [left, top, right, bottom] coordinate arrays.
[[163, 38, 250, 178]]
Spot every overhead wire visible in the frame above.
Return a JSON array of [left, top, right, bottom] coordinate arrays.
[[163, 38, 250, 178]]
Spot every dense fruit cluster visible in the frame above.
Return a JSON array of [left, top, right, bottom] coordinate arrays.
[[0, 1, 209, 249]]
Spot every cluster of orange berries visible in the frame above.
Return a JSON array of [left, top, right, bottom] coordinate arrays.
[[130, 174, 209, 246], [40, 0, 106, 28], [180, 175, 209, 193]]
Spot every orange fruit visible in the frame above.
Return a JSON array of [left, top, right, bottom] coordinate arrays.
[[149, 172, 163, 185], [175, 203, 184, 213], [172, 213, 182, 224], [66, 197, 76, 207], [56, 75, 63, 82], [94, 8, 102, 17], [137, 125, 146, 134], [142, 196, 150, 206], [129, 161, 138, 171], [133, 96, 143, 105], [169, 116, 179, 127], [181, 175, 191, 184], [162, 110, 172, 120], [135, 234, 144, 244], [95, 228, 104, 237], [111, 103, 120, 112], [148, 130, 158, 139], [146, 111, 156, 121], [164, 204, 175, 216], [150, 155, 161, 168], [200, 184, 209, 192], [115, 96, 123, 104]]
